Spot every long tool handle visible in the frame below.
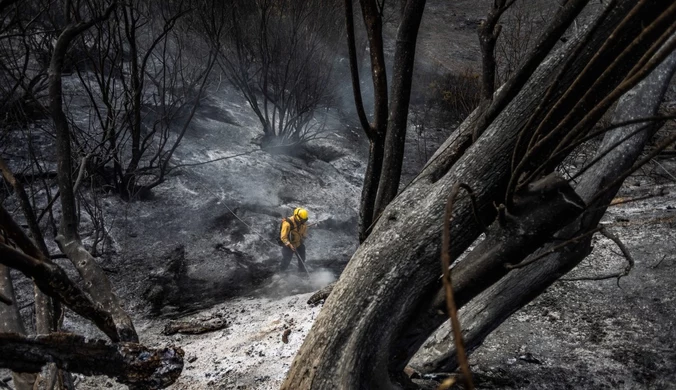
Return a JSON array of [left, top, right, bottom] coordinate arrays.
[[294, 250, 311, 278]]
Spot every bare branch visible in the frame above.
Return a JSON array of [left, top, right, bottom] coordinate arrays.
[[561, 227, 634, 284], [0, 239, 119, 341], [442, 183, 474, 389], [650, 254, 668, 269], [600, 227, 634, 279], [344, 0, 372, 135], [72, 153, 93, 194]]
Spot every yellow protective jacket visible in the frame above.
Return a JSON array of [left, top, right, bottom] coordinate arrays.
[[280, 216, 307, 247]]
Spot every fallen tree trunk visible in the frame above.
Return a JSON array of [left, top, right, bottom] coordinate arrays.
[[412, 36, 676, 374], [283, 2, 675, 388], [0, 333, 183, 389]]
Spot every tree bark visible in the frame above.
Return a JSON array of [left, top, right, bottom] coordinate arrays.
[[0, 332, 183, 389], [0, 267, 23, 335], [478, 0, 509, 100], [414, 42, 676, 373], [359, 137, 385, 241], [353, 0, 390, 242], [283, 2, 672, 388]]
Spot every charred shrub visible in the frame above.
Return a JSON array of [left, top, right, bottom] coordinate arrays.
[[431, 68, 482, 121]]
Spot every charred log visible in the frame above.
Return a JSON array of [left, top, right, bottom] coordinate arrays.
[[0, 333, 183, 389], [162, 317, 228, 336]]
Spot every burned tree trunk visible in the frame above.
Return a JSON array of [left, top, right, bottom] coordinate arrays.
[[372, 0, 426, 217], [478, 0, 511, 100], [346, 0, 390, 242], [0, 333, 183, 389], [283, 2, 675, 388], [48, 3, 138, 343], [0, 158, 58, 337], [413, 37, 676, 374], [0, 265, 37, 390]]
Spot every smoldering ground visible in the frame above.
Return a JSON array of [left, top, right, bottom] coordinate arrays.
[[253, 269, 337, 299]]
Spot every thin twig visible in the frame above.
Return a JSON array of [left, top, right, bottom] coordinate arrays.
[[36, 191, 60, 224], [442, 183, 474, 390], [650, 254, 668, 269], [651, 158, 676, 182], [72, 153, 92, 194], [608, 189, 669, 207], [600, 227, 634, 286], [588, 130, 676, 207]]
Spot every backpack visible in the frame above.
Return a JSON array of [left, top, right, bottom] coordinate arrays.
[[276, 217, 290, 246]]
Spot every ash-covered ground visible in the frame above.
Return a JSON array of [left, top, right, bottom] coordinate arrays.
[[2, 1, 676, 389], [71, 180, 676, 390]]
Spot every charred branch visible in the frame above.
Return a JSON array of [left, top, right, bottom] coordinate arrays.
[[307, 282, 336, 306], [0, 240, 120, 342], [441, 183, 474, 389], [344, 0, 372, 134], [478, 0, 515, 100], [391, 174, 585, 371], [0, 333, 183, 389], [372, 0, 426, 218], [162, 317, 228, 336], [561, 227, 634, 283]]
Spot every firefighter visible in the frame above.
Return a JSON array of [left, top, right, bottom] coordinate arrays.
[[280, 207, 309, 272]]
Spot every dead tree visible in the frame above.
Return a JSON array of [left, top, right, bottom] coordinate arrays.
[[413, 42, 676, 373], [345, 0, 388, 242], [0, 158, 58, 337], [1, 1, 185, 387], [0, 204, 185, 388], [207, 0, 340, 148], [283, 2, 676, 388], [73, 0, 216, 200], [478, 0, 515, 100], [345, 0, 427, 242], [49, 0, 139, 343]]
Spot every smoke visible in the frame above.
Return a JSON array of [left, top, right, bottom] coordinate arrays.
[[254, 268, 337, 299], [308, 269, 336, 290]]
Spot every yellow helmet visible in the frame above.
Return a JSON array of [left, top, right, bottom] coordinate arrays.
[[294, 207, 308, 223]]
